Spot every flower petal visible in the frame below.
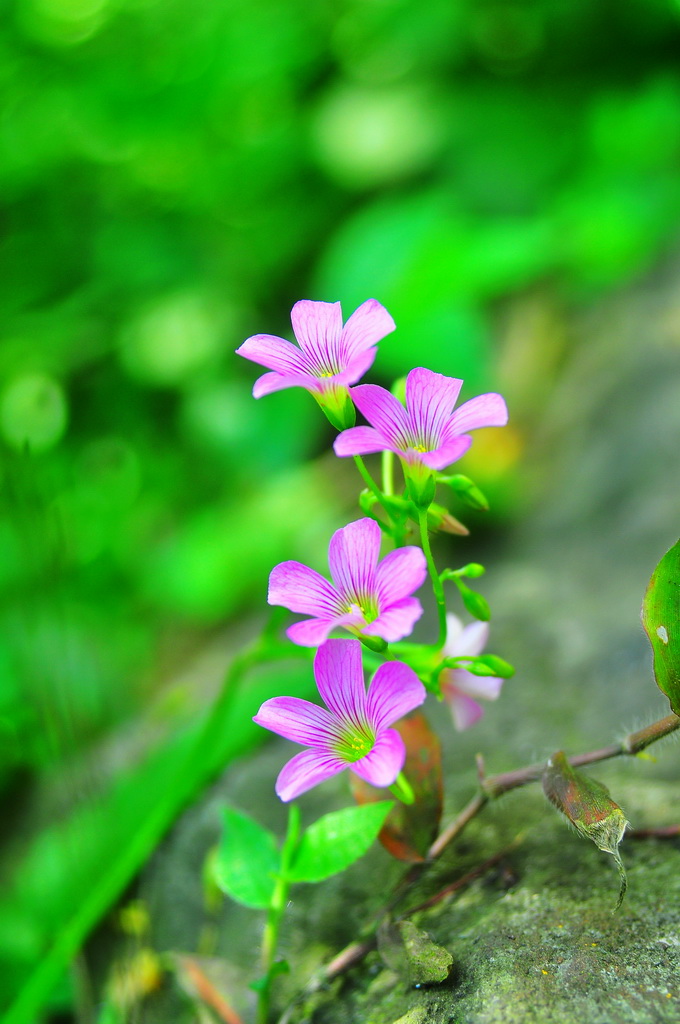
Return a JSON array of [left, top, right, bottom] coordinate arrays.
[[339, 299, 396, 363], [313, 638, 368, 726], [333, 425, 392, 457], [275, 748, 347, 801], [350, 383, 409, 446], [446, 392, 508, 434], [351, 728, 405, 787], [362, 597, 424, 643], [268, 562, 340, 617], [253, 695, 339, 746], [286, 609, 365, 647], [405, 368, 463, 445], [417, 435, 472, 471], [365, 661, 426, 732], [447, 668, 503, 701], [447, 619, 490, 658], [236, 333, 309, 375], [328, 518, 381, 601], [445, 690, 484, 731], [442, 612, 464, 654], [290, 300, 343, 369], [286, 617, 335, 647], [252, 371, 314, 398], [332, 347, 378, 388], [375, 546, 427, 606]]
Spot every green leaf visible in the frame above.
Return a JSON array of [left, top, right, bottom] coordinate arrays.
[[542, 751, 629, 909], [288, 802, 394, 883], [0, 657, 314, 1024], [214, 808, 280, 909], [641, 538, 680, 715]]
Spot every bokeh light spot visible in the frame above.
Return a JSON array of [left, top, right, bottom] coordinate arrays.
[[0, 373, 68, 451], [119, 292, 225, 386], [311, 84, 442, 187]]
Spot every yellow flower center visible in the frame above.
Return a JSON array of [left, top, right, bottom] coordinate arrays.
[[335, 722, 375, 763]]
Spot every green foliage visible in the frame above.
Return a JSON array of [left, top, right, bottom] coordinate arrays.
[[0, 655, 314, 1022], [215, 808, 279, 909], [288, 803, 394, 883], [3, 0, 680, 1016], [641, 538, 680, 715]]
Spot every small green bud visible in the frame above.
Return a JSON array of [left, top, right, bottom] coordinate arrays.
[[469, 654, 515, 678], [455, 580, 491, 621], [457, 562, 486, 578], [425, 503, 469, 536], [439, 473, 489, 511]]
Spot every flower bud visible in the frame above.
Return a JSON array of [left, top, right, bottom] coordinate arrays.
[[456, 562, 486, 579], [425, 503, 469, 536], [455, 580, 491, 621], [439, 473, 489, 511], [466, 654, 515, 678]]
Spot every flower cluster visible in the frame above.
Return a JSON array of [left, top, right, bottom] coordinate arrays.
[[237, 298, 510, 802]]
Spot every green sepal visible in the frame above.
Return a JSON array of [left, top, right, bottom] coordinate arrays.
[[313, 388, 356, 431], [406, 471, 437, 509]]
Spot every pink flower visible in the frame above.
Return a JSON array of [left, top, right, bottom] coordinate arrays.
[[268, 517, 427, 647], [440, 613, 504, 730], [334, 367, 507, 495], [236, 299, 395, 428], [253, 639, 426, 801]]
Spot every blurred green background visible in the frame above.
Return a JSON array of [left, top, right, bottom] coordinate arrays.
[[2, 0, 680, 1018]]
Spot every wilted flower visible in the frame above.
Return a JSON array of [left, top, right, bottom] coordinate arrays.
[[268, 517, 427, 647], [235, 299, 395, 429], [440, 613, 504, 730], [253, 639, 426, 801], [334, 367, 507, 501]]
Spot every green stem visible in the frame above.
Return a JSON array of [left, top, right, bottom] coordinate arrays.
[[353, 456, 394, 518], [389, 772, 415, 804], [381, 450, 395, 497], [257, 803, 301, 1024], [418, 507, 447, 648]]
